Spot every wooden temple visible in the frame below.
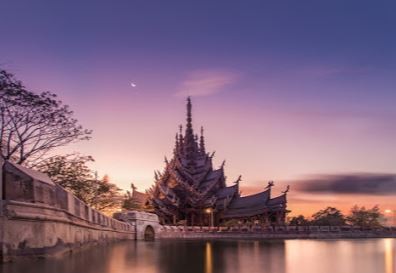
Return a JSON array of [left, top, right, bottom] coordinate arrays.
[[147, 98, 289, 226]]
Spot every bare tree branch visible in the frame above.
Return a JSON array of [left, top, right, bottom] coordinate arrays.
[[0, 69, 92, 165]]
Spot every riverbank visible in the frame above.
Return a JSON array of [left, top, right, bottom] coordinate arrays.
[[158, 225, 396, 240], [160, 231, 396, 240]]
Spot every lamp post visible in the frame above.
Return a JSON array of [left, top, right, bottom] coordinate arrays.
[[384, 209, 395, 227], [205, 208, 214, 227]]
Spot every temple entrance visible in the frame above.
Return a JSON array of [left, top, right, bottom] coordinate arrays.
[[144, 225, 155, 241]]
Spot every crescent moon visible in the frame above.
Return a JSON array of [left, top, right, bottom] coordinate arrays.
[[130, 82, 137, 88]]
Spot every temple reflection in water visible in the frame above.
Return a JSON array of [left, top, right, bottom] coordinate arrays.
[[0, 239, 393, 273]]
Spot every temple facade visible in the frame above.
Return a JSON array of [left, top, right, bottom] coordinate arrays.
[[147, 98, 289, 226]]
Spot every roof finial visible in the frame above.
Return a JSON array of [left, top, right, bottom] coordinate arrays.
[[266, 181, 274, 189], [282, 185, 290, 194], [234, 175, 242, 194], [174, 133, 179, 155], [154, 171, 159, 181]]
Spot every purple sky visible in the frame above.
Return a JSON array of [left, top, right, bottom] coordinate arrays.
[[1, 0, 395, 215]]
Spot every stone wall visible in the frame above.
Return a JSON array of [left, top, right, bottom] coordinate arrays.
[[114, 211, 161, 240], [0, 201, 135, 262], [0, 160, 135, 262]]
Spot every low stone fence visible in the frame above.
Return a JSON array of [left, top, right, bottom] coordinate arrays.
[[0, 199, 135, 262], [2, 161, 128, 229], [159, 225, 396, 239], [0, 161, 135, 262]]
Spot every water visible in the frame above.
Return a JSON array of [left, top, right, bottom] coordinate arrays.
[[1, 239, 394, 273]]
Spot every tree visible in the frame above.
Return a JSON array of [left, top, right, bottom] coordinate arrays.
[[37, 154, 123, 213], [311, 207, 346, 226], [0, 70, 91, 165], [122, 183, 150, 211], [288, 215, 310, 226], [90, 174, 123, 212], [347, 205, 384, 228], [122, 193, 144, 210]]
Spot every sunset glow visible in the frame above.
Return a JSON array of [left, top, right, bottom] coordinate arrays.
[[1, 1, 395, 217]]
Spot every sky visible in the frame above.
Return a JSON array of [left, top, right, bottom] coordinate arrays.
[[1, 0, 395, 217]]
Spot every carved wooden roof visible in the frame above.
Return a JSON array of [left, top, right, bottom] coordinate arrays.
[[148, 98, 288, 221]]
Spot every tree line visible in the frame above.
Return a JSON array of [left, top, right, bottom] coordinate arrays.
[[288, 206, 385, 228]]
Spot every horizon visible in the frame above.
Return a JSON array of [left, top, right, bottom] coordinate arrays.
[[1, 0, 395, 217]]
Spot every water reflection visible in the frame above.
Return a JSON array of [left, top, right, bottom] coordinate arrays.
[[0, 239, 394, 273], [384, 239, 394, 273], [222, 240, 286, 273], [205, 242, 213, 273], [285, 239, 395, 273]]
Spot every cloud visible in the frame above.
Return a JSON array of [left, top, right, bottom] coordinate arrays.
[[294, 174, 396, 195], [175, 69, 239, 97]]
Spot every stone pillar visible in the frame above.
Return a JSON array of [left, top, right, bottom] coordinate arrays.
[[263, 212, 269, 226], [281, 210, 286, 224], [276, 211, 282, 225]]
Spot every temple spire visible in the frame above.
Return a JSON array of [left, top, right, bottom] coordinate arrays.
[[178, 125, 184, 154], [200, 126, 206, 154], [185, 97, 193, 138], [184, 97, 196, 161], [174, 133, 179, 155]]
